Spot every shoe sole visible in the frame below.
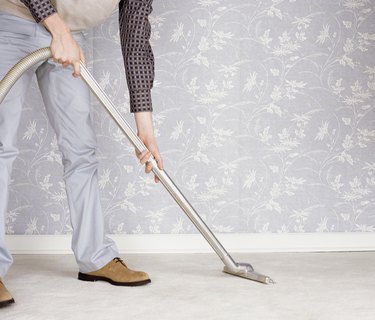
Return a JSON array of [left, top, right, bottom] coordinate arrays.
[[78, 272, 151, 287], [0, 298, 15, 309]]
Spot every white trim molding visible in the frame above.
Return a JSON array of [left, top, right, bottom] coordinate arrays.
[[5, 232, 375, 254]]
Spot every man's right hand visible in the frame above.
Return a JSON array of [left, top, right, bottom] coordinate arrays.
[[42, 13, 85, 77], [134, 112, 164, 183]]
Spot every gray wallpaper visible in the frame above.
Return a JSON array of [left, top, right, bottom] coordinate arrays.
[[5, 0, 375, 235]]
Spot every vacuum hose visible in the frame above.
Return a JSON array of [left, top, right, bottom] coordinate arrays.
[[0, 47, 52, 103], [0, 47, 274, 284]]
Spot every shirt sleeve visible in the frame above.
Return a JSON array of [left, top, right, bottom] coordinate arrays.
[[118, 0, 154, 113], [20, 0, 56, 23]]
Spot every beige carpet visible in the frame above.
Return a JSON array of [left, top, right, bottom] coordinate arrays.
[[2, 252, 375, 320]]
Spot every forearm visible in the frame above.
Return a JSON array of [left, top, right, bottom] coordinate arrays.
[[19, 0, 70, 38], [134, 112, 154, 138], [42, 13, 70, 37], [118, 0, 155, 113], [134, 111, 163, 177]]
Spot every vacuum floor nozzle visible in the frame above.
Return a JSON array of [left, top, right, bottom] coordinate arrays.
[[223, 263, 275, 284]]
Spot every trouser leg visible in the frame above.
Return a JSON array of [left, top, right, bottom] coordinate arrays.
[[0, 39, 36, 278], [0, 12, 118, 274], [36, 57, 118, 273]]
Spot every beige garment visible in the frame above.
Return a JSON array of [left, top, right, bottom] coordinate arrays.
[[0, 0, 119, 31]]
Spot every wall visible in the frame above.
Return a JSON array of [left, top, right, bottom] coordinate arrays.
[[5, 0, 375, 236]]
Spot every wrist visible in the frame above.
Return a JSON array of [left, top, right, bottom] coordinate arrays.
[[137, 129, 155, 141]]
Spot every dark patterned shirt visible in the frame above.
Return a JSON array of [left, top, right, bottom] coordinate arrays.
[[20, 0, 154, 113]]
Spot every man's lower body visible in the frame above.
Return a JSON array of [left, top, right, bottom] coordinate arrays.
[[0, 12, 150, 308]]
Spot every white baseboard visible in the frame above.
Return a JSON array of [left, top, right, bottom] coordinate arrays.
[[5, 232, 375, 254]]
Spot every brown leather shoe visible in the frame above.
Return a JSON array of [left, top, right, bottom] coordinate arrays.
[[78, 257, 151, 286], [0, 279, 15, 308]]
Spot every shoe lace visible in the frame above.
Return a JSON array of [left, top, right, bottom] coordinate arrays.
[[113, 257, 128, 267]]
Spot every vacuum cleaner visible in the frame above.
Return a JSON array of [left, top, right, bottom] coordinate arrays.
[[0, 47, 275, 284]]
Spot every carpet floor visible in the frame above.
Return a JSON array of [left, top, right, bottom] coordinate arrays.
[[1, 252, 375, 320]]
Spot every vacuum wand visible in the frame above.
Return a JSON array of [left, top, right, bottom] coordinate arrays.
[[0, 47, 275, 285]]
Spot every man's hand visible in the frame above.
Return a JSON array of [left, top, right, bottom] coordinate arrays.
[[134, 112, 164, 183], [42, 13, 85, 77]]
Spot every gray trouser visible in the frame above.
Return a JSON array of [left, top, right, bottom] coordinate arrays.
[[0, 12, 118, 278]]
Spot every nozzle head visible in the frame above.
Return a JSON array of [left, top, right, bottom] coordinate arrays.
[[223, 263, 275, 284]]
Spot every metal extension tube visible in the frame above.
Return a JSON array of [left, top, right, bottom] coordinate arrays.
[[0, 47, 274, 284]]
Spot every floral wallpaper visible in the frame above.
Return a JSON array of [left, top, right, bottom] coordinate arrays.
[[5, 0, 375, 235]]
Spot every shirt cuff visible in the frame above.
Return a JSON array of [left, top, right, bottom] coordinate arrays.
[[129, 90, 153, 113], [23, 0, 57, 23]]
